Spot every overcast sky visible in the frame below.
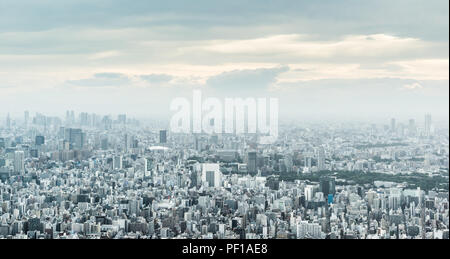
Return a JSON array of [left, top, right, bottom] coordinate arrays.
[[0, 0, 448, 121]]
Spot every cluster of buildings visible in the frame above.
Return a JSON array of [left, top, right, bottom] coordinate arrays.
[[0, 111, 448, 239]]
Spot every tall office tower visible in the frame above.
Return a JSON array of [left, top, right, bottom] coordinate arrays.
[[320, 177, 336, 197], [317, 147, 325, 171], [14, 151, 25, 174], [0, 138, 5, 149], [284, 155, 293, 173], [102, 116, 112, 130], [79, 112, 89, 126], [389, 188, 402, 211], [247, 151, 257, 174], [118, 114, 127, 124], [159, 130, 167, 144], [424, 114, 432, 137], [304, 155, 312, 169], [143, 158, 148, 175], [65, 110, 75, 125], [101, 137, 108, 150], [35, 136, 45, 146], [65, 128, 85, 150], [132, 137, 138, 148], [408, 119, 416, 136], [124, 134, 129, 151], [304, 185, 315, 201], [6, 113, 11, 129], [58, 127, 65, 139], [73, 130, 85, 150], [65, 111, 71, 125], [91, 113, 99, 127], [201, 163, 222, 188], [24, 111, 29, 128], [113, 155, 123, 170], [367, 190, 378, 209], [390, 118, 396, 133], [206, 170, 216, 187]]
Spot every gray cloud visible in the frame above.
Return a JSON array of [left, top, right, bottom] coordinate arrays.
[[140, 74, 173, 84], [207, 66, 289, 95], [0, 1, 447, 42], [66, 73, 131, 87], [0, 1, 447, 120]]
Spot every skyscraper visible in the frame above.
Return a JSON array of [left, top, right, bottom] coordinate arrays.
[[124, 134, 130, 151], [6, 113, 11, 129], [305, 185, 315, 201], [390, 118, 396, 133], [24, 111, 29, 128], [14, 151, 25, 174], [201, 163, 222, 188], [160, 130, 167, 144], [64, 128, 85, 150], [206, 171, 215, 187], [143, 158, 148, 175], [317, 147, 325, 171], [424, 114, 432, 137], [118, 114, 127, 124], [65, 110, 75, 125], [113, 155, 123, 170], [304, 155, 312, 169], [35, 136, 45, 146], [320, 177, 336, 197], [408, 119, 416, 136], [247, 152, 257, 174]]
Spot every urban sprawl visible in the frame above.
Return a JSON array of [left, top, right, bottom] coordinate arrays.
[[0, 112, 448, 239]]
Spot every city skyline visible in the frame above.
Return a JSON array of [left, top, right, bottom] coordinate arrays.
[[0, 109, 448, 239]]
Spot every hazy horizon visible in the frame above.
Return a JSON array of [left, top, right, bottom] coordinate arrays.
[[1, 0, 448, 120]]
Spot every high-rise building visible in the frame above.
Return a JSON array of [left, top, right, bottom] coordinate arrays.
[[206, 171, 215, 187], [118, 114, 127, 124], [64, 128, 85, 150], [317, 147, 325, 171], [247, 151, 257, 174], [201, 163, 222, 188], [14, 151, 25, 174], [424, 114, 432, 137], [35, 136, 45, 146], [101, 137, 108, 150], [320, 177, 336, 197], [124, 134, 130, 151], [143, 158, 148, 175], [390, 118, 396, 133], [24, 111, 29, 128], [113, 155, 123, 170], [408, 119, 416, 136], [304, 155, 312, 169], [305, 185, 315, 201], [160, 130, 167, 144], [6, 113, 11, 129], [79, 112, 90, 126], [65, 110, 75, 125]]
